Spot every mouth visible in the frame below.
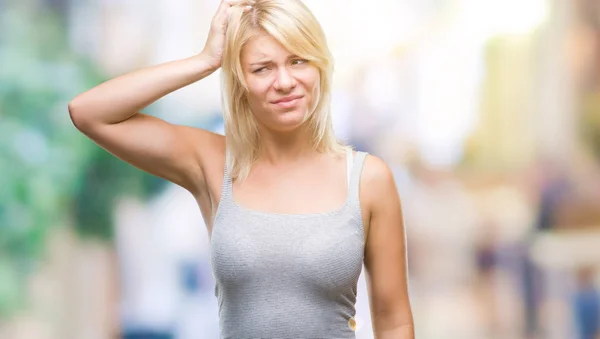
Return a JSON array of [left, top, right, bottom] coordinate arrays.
[[271, 95, 304, 106]]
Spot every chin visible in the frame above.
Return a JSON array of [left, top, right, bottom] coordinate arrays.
[[270, 108, 309, 132]]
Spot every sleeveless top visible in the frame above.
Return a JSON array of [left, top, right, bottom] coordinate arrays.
[[210, 150, 368, 339]]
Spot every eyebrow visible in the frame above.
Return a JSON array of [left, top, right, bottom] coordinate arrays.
[[248, 55, 301, 67], [249, 60, 272, 66]]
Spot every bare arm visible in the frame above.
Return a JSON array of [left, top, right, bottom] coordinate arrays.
[[68, 0, 245, 194], [68, 54, 220, 192], [362, 155, 414, 339]]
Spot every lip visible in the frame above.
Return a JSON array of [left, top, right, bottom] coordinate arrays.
[[271, 95, 304, 104]]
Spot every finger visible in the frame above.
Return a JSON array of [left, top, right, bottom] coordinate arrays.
[[225, 5, 246, 22], [224, 0, 247, 6], [213, 0, 234, 24], [217, 0, 231, 12], [214, 0, 247, 26]]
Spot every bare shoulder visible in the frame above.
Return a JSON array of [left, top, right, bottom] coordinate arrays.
[[360, 154, 399, 213], [361, 154, 396, 192]]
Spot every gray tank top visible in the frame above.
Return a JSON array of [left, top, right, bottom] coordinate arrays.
[[210, 150, 368, 339]]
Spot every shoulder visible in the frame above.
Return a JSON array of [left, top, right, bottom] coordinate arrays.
[[360, 153, 399, 211], [361, 153, 396, 190]]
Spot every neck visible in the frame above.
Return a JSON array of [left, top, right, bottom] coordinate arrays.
[[257, 125, 318, 165]]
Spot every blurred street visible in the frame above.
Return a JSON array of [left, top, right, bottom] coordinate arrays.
[[1, 0, 600, 338]]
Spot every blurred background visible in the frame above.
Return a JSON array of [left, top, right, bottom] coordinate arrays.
[[1, 0, 600, 338]]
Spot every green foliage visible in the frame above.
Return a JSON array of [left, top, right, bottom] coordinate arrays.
[[74, 147, 165, 240], [0, 3, 165, 317]]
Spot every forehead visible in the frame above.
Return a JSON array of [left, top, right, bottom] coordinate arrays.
[[241, 32, 293, 62]]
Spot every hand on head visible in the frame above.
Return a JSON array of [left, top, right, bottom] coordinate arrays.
[[202, 0, 252, 70]]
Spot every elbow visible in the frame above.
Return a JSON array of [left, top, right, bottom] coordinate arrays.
[[67, 99, 81, 127], [373, 314, 414, 339], [372, 307, 414, 334], [68, 98, 90, 131]]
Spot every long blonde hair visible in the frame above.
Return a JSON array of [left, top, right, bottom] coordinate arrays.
[[221, 0, 346, 181]]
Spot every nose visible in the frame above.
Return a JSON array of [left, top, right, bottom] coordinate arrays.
[[273, 66, 296, 92]]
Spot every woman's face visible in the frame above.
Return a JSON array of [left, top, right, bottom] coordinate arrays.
[[241, 31, 320, 133]]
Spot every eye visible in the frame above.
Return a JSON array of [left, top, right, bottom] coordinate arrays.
[[252, 66, 268, 74], [291, 59, 308, 66]]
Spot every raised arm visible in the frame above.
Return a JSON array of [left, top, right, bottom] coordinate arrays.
[[68, 55, 219, 192], [68, 0, 245, 194]]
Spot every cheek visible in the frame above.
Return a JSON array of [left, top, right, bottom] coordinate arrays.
[[245, 80, 271, 107], [303, 71, 321, 109], [302, 69, 320, 94]]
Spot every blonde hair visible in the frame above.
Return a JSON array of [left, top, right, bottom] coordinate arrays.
[[221, 0, 346, 181]]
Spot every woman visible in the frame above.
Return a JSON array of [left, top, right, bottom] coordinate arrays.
[[68, 0, 414, 338]]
